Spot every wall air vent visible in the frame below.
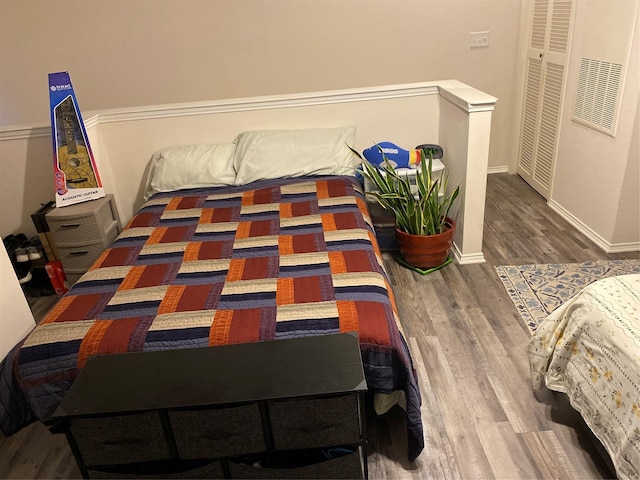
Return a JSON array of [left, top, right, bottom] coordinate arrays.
[[572, 58, 623, 136]]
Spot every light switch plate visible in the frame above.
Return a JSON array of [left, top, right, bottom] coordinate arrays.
[[470, 31, 490, 48]]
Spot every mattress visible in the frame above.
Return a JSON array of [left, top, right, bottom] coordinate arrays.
[[528, 274, 640, 480], [0, 176, 424, 460]]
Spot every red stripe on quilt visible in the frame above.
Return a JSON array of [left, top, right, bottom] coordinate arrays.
[[289, 233, 323, 254], [159, 284, 218, 313], [227, 257, 273, 282], [276, 276, 333, 305], [355, 301, 391, 346], [158, 226, 193, 244], [293, 276, 332, 303], [91, 246, 141, 269], [342, 250, 376, 273], [166, 197, 201, 211], [253, 187, 277, 205], [44, 294, 108, 323], [333, 212, 360, 230], [120, 264, 173, 290], [293, 201, 315, 217], [327, 180, 349, 197], [236, 220, 278, 238], [40, 297, 77, 324], [186, 241, 230, 261], [227, 309, 263, 344], [176, 284, 216, 312], [250, 219, 276, 237], [127, 212, 159, 228], [176, 196, 200, 210], [199, 241, 230, 260], [211, 207, 237, 223]]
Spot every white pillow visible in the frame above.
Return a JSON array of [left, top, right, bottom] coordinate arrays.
[[232, 127, 357, 185], [143, 144, 237, 200]]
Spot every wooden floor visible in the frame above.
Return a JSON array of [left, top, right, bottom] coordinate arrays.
[[2, 173, 637, 479]]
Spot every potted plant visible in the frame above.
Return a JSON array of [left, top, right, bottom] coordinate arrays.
[[350, 145, 460, 269]]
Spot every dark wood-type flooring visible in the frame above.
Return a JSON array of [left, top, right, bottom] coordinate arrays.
[[2, 173, 638, 479]]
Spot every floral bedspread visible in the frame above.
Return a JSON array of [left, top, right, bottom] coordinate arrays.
[[529, 274, 640, 480]]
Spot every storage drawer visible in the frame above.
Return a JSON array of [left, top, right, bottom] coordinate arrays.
[[169, 404, 265, 459], [88, 460, 224, 479], [268, 394, 361, 450], [47, 202, 118, 246], [229, 450, 363, 479], [70, 412, 171, 466], [56, 226, 118, 271], [57, 242, 108, 272]]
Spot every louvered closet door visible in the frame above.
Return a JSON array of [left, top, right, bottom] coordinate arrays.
[[517, 0, 574, 198]]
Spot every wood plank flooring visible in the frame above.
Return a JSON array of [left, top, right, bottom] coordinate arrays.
[[2, 173, 637, 479]]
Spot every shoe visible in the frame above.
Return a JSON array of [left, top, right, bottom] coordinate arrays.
[[27, 245, 43, 260], [3, 234, 22, 262], [18, 270, 32, 285], [16, 246, 30, 263]]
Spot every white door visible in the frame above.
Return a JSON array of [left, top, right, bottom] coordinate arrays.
[[517, 0, 575, 198]]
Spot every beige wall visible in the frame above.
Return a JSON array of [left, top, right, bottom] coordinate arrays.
[[549, 0, 639, 251], [0, 0, 522, 169]]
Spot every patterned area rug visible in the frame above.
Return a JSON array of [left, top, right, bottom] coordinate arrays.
[[496, 259, 640, 334]]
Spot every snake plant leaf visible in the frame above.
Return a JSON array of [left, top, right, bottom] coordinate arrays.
[[349, 143, 460, 236]]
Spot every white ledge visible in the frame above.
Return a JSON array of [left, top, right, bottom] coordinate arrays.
[[0, 81, 496, 141], [438, 80, 498, 113]]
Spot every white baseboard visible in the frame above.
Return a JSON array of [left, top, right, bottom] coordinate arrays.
[[548, 200, 640, 254], [487, 166, 509, 174], [452, 242, 486, 265]]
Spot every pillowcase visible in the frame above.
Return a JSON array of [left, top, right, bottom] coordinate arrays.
[[143, 144, 237, 200], [232, 126, 357, 185]]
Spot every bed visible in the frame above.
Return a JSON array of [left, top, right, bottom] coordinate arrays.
[[528, 273, 640, 480], [0, 127, 424, 461]]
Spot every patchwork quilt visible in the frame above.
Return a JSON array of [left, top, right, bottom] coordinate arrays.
[[0, 176, 424, 460]]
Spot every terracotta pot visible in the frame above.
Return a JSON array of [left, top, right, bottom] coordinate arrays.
[[395, 217, 456, 269]]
